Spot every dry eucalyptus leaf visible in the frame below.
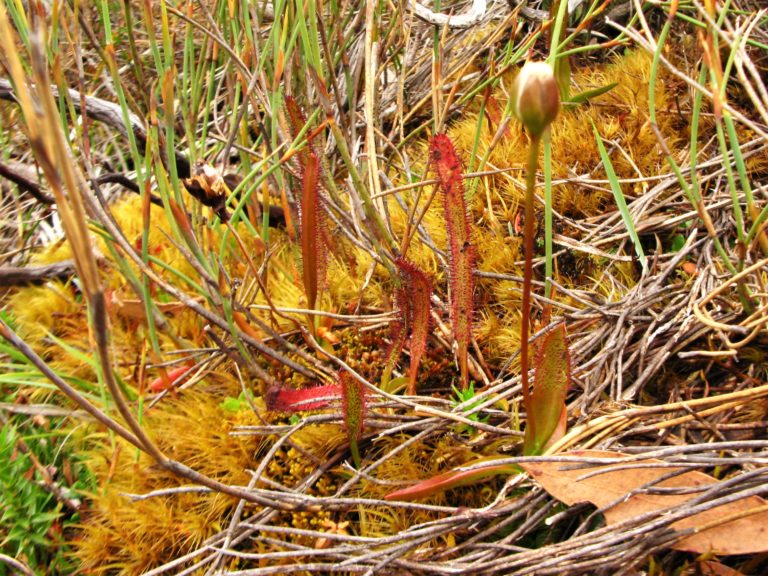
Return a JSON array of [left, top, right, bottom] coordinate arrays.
[[696, 561, 746, 576], [520, 450, 768, 555]]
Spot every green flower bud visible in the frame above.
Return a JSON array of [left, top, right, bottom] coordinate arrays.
[[511, 61, 560, 137]]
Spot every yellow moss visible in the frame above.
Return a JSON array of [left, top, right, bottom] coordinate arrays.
[[291, 423, 348, 456], [475, 307, 521, 364], [6, 192, 284, 384], [378, 51, 687, 339], [8, 281, 81, 343], [75, 391, 264, 574], [29, 237, 72, 266], [454, 50, 682, 218], [368, 51, 689, 375]]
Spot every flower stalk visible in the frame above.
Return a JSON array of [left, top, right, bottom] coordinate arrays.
[[512, 61, 560, 449], [520, 133, 541, 441]]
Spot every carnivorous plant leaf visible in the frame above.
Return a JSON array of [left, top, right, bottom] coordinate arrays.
[[385, 458, 518, 501], [523, 322, 571, 455], [340, 371, 365, 468], [430, 134, 474, 390]]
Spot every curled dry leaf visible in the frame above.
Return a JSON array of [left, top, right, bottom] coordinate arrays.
[[183, 163, 231, 221], [520, 450, 768, 555]]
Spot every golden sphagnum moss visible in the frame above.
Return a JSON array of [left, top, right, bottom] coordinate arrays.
[[4, 47, 697, 573], [75, 392, 263, 573]]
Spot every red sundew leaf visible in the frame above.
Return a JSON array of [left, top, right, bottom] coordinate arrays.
[[340, 371, 366, 467], [385, 460, 518, 501], [301, 152, 323, 311], [523, 322, 571, 455], [395, 258, 432, 395], [340, 372, 365, 441], [284, 95, 313, 172], [285, 97, 328, 312], [429, 134, 474, 389], [381, 316, 407, 388], [382, 258, 433, 391], [266, 383, 341, 412], [148, 365, 193, 393]]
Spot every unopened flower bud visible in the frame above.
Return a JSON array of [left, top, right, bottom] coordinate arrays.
[[511, 61, 560, 137]]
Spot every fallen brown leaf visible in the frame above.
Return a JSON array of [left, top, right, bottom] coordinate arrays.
[[696, 560, 745, 576], [110, 295, 199, 320], [520, 450, 768, 555]]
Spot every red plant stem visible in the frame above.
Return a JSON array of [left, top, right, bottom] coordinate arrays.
[[302, 152, 320, 314], [521, 133, 541, 443]]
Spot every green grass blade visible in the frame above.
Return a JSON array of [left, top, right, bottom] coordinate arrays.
[[592, 123, 647, 274]]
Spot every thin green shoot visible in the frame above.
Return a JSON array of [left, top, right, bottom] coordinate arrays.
[[451, 382, 490, 435], [592, 123, 648, 275]]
